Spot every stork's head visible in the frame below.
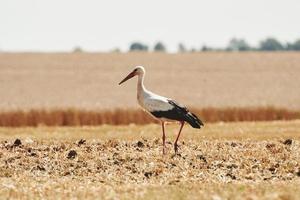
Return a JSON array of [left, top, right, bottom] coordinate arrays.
[[119, 66, 145, 85]]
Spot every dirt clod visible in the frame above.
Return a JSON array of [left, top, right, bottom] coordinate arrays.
[[37, 165, 46, 171], [30, 152, 37, 157], [197, 155, 207, 163], [266, 143, 276, 149], [226, 173, 237, 180], [283, 139, 293, 145], [231, 142, 238, 147], [67, 150, 77, 159], [13, 139, 22, 147], [269, 167, 276, 172], [137, 141, 144, 148], [78, 139, 86, 146], [144, 172, 153, 178]]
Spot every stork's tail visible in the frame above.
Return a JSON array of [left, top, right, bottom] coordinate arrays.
[[185, 112, 204, 129]]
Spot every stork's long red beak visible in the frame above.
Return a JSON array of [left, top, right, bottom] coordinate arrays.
[[119, 71, 136, 85]]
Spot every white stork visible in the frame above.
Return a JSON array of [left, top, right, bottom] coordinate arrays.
[[119, 66, 204, 154]]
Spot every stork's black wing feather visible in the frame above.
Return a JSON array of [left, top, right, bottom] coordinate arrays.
[[151, 99, 204, 129]]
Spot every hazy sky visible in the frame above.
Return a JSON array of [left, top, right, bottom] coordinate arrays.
[[1, 0, 300, 52]]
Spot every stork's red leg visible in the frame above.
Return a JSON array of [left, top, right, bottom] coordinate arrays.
[[162, 121, 166, 154], [174, 121, 185, 154]]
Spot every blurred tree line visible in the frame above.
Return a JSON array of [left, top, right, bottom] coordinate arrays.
[[128, 37, 300, 53], [129, 41, 166, 52]]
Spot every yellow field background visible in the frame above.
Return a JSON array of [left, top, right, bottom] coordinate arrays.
[[0, 52, 299, 110]]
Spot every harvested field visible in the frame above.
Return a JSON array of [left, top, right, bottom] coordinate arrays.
[[1, 120, 300, 199], [0, 52, 300, 110]]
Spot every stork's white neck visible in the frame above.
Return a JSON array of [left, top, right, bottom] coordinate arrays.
[[137, 72, 148, 107], [137, 72, 146, 93]]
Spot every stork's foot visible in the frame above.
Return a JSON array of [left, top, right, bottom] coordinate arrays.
[[163, 146, 166, 155], [174, 143, 179, 154]]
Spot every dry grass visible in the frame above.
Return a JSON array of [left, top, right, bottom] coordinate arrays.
[[0, 52, 300, 110], [1, 121, 300, 199], [0, 107, 299, 127]]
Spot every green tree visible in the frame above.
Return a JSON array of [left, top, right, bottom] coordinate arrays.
[[129, 42, 148, 51], [227, 38, 251, 51], [178, 43, 187, 53], [292, 39, 300, 50], [201, 45, 212, 51], [153, 42, 166, 52], [259, 38, 284, 51], [73, 46, 83, 53]]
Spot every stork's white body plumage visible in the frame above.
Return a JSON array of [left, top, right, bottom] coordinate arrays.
[[138, 88, 173, 115], [119, 66, 203, 154], [135, 69, 172, 114]]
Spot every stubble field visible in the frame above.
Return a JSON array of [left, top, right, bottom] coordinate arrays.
[[1, 120, 300, 199]]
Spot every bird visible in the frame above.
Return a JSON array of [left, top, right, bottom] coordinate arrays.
[[119, 66, 204, 154]]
